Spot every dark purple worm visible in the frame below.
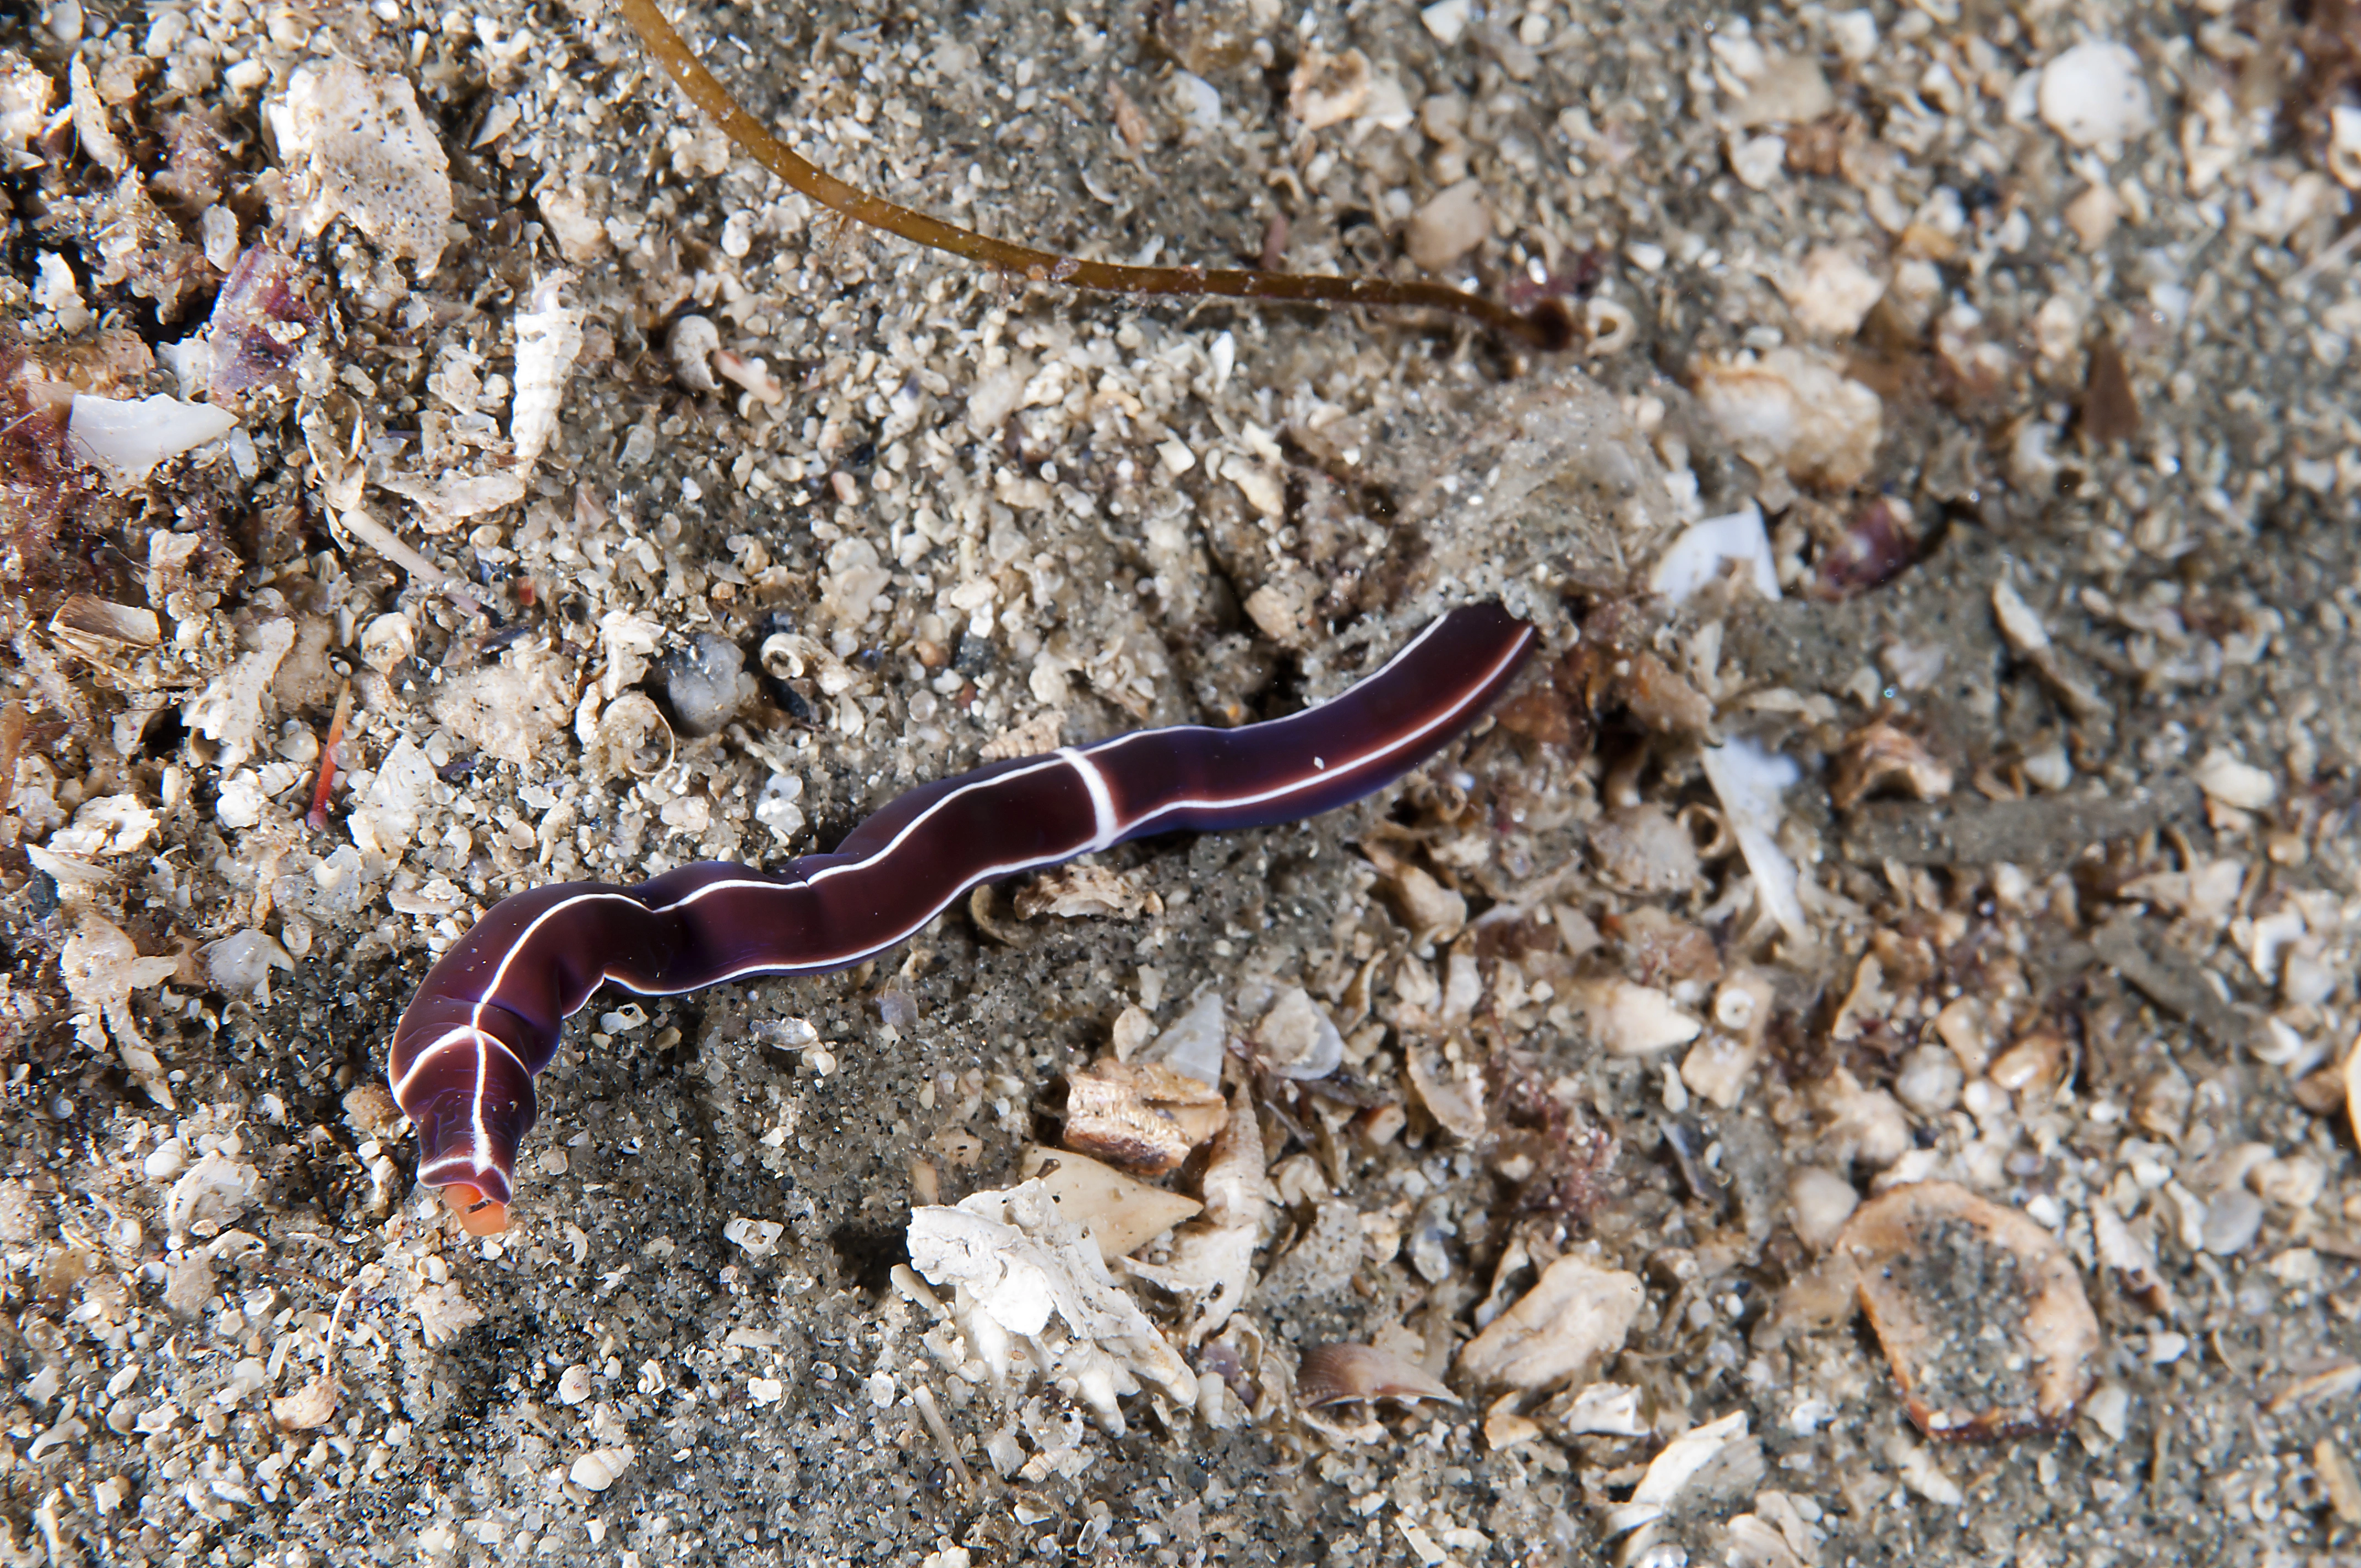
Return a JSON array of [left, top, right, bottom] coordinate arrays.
[[388, 603, 1536, 1232]]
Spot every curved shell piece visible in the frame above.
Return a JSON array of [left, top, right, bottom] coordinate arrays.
[[1297, 1342, 1459, 1409], [1838, 1180, 2100, 1439]]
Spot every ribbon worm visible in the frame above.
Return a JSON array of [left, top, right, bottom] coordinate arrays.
[[389, 603, 1537, 1234]]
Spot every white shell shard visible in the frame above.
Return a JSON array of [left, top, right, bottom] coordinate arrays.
[[1701, 739, 1806, 942], [1017, 1146, 1200, 1263], [204, 930, 295, 1003], [164, 1151, 259, 1242], [906, 1178, 1195, 1434], [1406, 1041, 1489, 1143], [1562, 1381, 1650, 1436], [723, 1216, 786, 1259], [411, 1282, 483, 1347], [1606, 1411, 1760, 1537], [1990, 576, 2052, 655], [1577, 978, 1704, 1056], [1781, 247, 1886, 338], [269, 1376, 339, 1432], [48, 793, 159, 858], [183, 618, 297, 774], [1787, 1166, 1860, 1250], [273, 62, 454, 274], [667, 313, 722, 394], [59, 913, 178, 1105], [1405, 178, 1493, 271], [2192, 748, 2277, 811], [68, 394, 237, 486], [1650, 502, 1778, 607], [1122, 1084, 1270, 1344], [1457, 1253, 1644, 1392], [1137, 990, 1226, 1086], [376, 469, 527, 531], [1694, 349, 1883, 488], [59, 914, 179, 1011]]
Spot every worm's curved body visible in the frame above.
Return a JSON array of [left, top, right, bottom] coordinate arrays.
[[388, 603, 1536, 1232]]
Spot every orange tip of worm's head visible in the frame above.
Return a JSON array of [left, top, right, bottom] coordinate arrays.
[[441, 1183, 512, 1235]]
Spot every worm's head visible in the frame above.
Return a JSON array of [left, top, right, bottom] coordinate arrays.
[[437, 1183, 512, 1236], [412, 1108, 520, 1235], [393, 1016, 537, 1237], [417, 1114, 524, 1237]]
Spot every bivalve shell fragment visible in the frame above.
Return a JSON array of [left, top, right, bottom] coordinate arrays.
[[1018, 1146, 1201, 1262], [1836, 1181, 2100, 1439]]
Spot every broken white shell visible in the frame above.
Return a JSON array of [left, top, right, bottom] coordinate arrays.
[[1253, 986, 1344, 1081], [1577, 978, 1703, 1055], [164, 1151, 259, 1242], [69, 394, 237, 486], [1018, 1145, 1201, 1262], [1457, 1254, 1644, 1392], [270, 1375, 339, 1431], [1138, 990, 1226, 1086], [509, 270, 582, 469]]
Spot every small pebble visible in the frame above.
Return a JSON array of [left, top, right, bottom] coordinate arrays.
[[2202, 1188, 2264, 1256], [1727, 133, 1787, 191], [1407, 1194, 1456, 1283], [755, 774, 806, 841], [661, 633, 755, 737], [1788, 1166, 1858, 1249], [2037, 40, 2153, 151], [1405, 179, 1491, 271], [1782, 247, 1886, 337], [1419, 0, 1471, 46], [1893, 1045, 1963, 1117]]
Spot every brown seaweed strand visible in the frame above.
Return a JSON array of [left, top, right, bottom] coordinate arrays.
[[613, 0, 1573, 350]]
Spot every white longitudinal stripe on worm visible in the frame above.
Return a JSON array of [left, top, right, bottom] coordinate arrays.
[[435, 616, 1533, 1058], [606, 625, 1535, 994], [452, 755, 1079, 1015], [1090, 620, 1534, 826]]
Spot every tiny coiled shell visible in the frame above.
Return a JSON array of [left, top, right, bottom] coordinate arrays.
[[591, 690, 674, 781], [1297, 1343, 1460, 1409], [568, 1445, 635, 1492], [510, 271, 583, 469], [1676, 803, 1736, 862], [667, 314, 721, 394]]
